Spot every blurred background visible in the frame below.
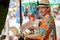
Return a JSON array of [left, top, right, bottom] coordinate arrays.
[[0, 0, 60, 40]]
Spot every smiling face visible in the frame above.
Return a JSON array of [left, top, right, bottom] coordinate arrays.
[[38, 6, 50, 16]]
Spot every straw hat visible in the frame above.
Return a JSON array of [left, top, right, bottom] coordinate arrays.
[[37, 0, 50, 8]]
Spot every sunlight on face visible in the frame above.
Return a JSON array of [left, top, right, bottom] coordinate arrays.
[[39, 7, 49, 16]]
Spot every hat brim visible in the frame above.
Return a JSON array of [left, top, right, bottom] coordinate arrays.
[[37, 4, 50, 8]]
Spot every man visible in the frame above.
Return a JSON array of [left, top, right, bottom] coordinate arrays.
[[21, 0, 57, 40], [35, 0, 57, 40]]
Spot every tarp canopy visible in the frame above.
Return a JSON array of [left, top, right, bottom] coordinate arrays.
[[22, 0, 60, 6]]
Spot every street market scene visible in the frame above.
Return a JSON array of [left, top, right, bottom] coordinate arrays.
[[0, 0, 60, 40]]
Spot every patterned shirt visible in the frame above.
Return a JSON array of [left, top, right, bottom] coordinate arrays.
[[36, 13, 57, 40]]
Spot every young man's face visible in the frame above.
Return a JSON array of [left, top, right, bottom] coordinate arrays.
[[39, 6, 49, 16]]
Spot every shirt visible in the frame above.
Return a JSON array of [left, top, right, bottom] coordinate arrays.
[[36, 13, 57, 40]]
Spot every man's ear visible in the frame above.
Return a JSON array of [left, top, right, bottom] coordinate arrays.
[[43, 7, 50, 15], [47, 8, 50, 12]]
